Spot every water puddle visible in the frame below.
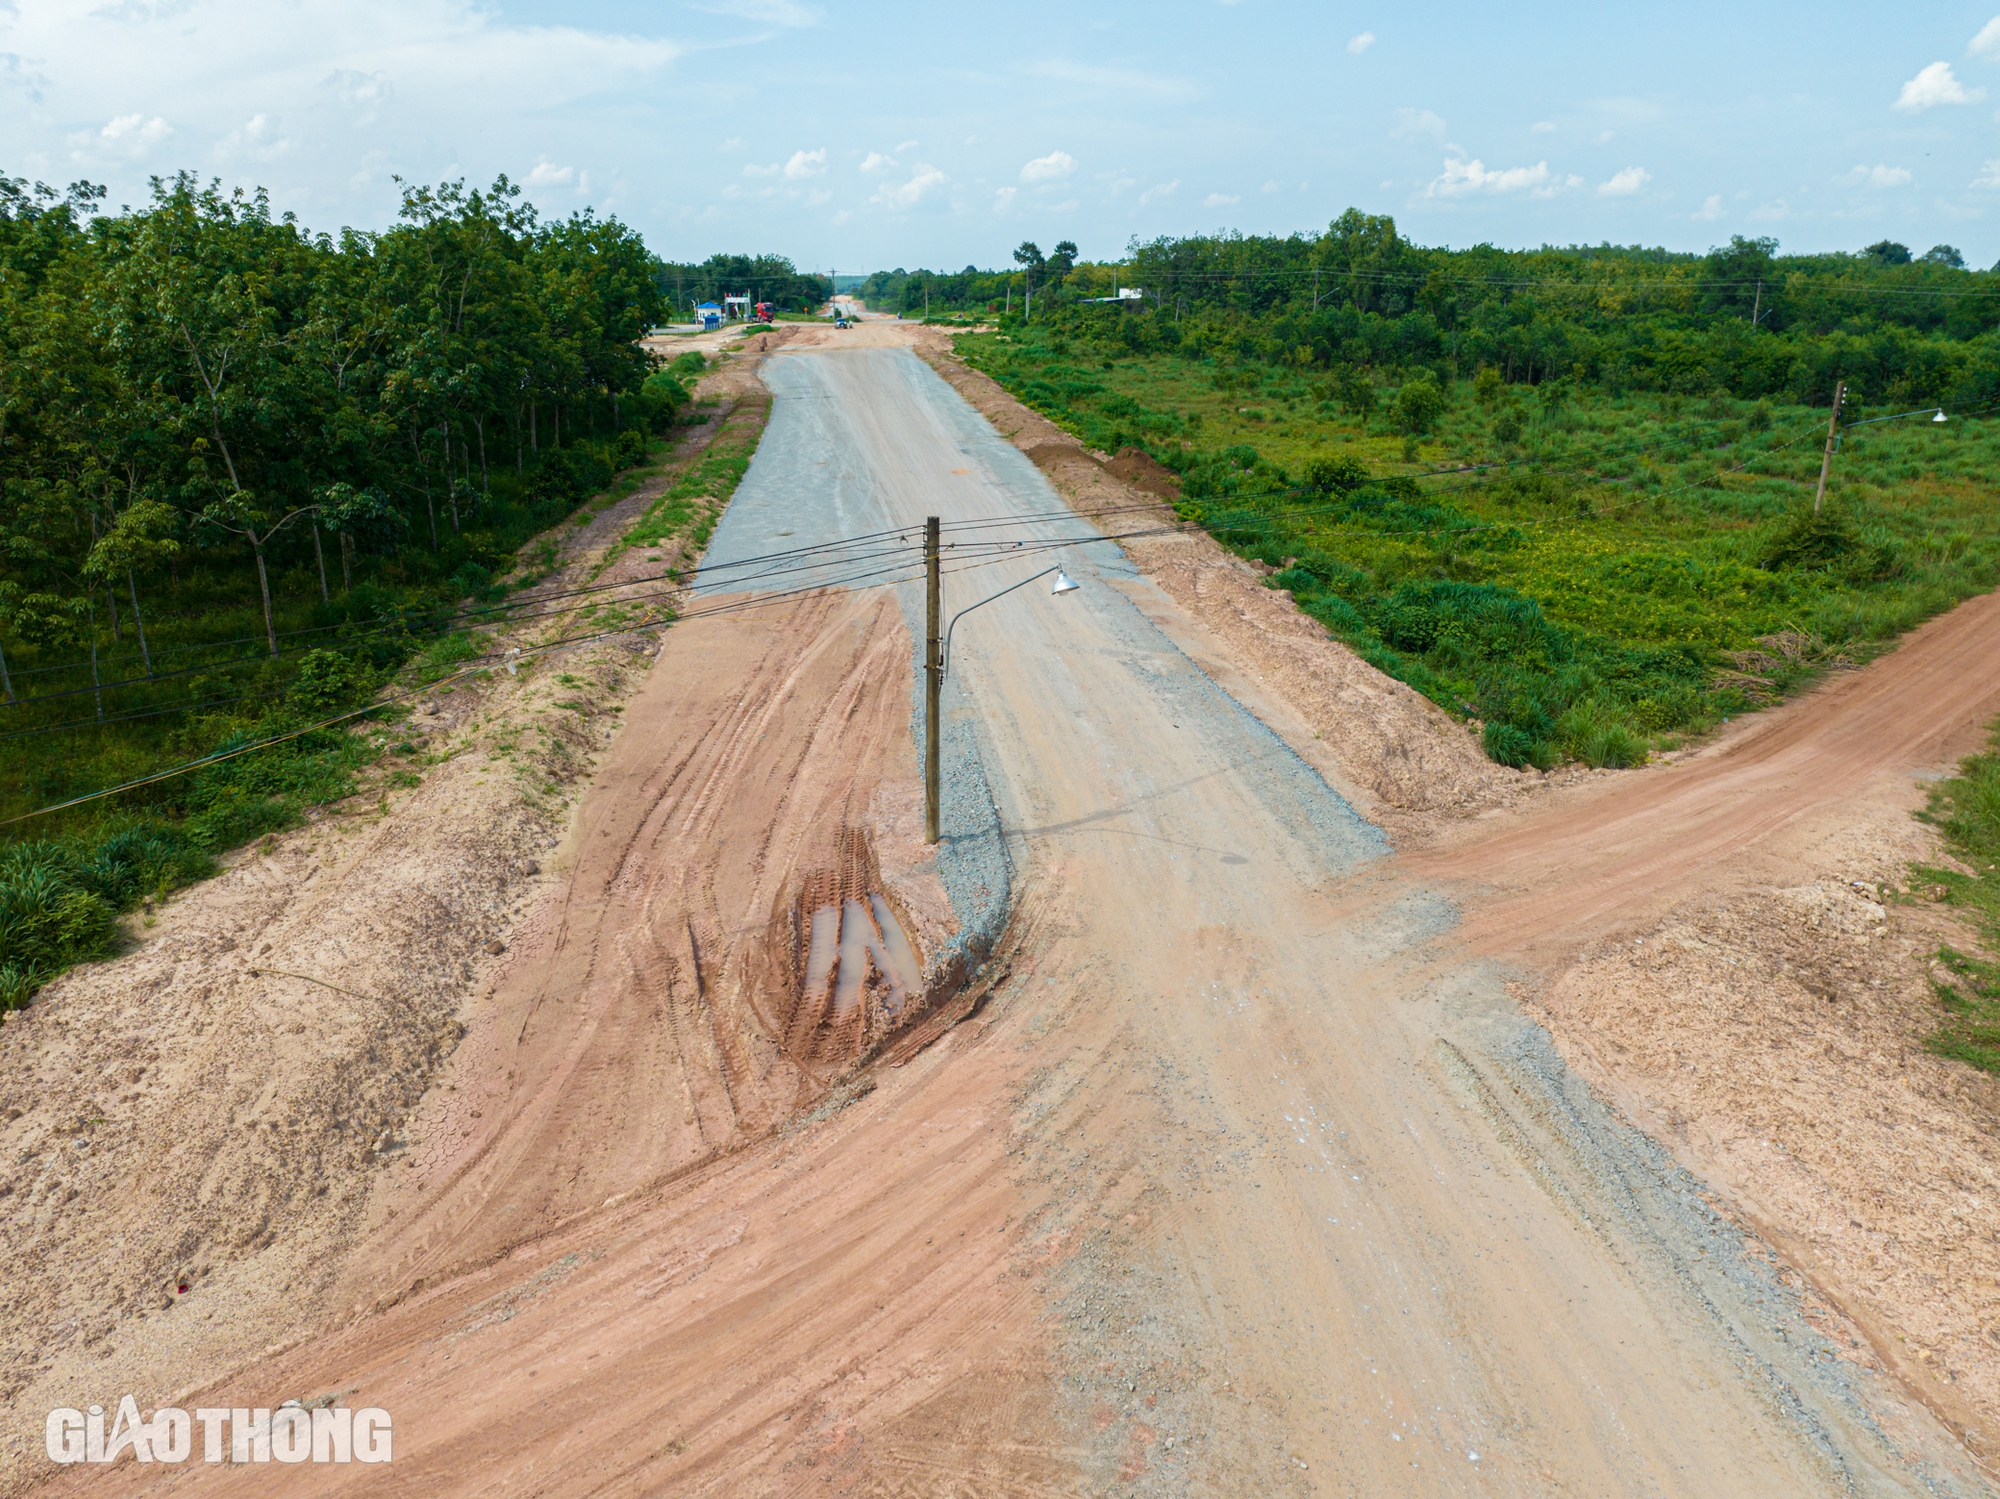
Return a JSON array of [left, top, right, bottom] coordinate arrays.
[[806, 894, 922, 1019]]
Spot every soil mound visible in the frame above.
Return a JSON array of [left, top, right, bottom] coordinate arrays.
[[1104, 445, 1182, 501]]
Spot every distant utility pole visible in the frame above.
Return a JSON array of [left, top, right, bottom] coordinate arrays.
[[1749, 279, 1762, 330], [1813, 379, 1846, 514], [924, 516, 942, 844]]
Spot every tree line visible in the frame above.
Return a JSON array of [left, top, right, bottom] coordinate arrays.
[[867, 212, 2000, 412], [653, 254, 831, 318]]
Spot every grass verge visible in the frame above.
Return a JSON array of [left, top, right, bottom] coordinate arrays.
[[1913, 728, 2000, 1072]]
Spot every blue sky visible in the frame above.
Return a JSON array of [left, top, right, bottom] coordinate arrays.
[[5, 0, 2000, 271]]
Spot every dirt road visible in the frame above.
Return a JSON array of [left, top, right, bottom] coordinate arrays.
[[40, 330, 1990, 1496]]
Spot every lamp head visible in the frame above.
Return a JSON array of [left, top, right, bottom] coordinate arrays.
[[1934, 409, 1950, 423], [1051, 570, 1079, 596]]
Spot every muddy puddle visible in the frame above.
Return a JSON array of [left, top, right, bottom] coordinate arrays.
[[804, 894, 923, 1019]]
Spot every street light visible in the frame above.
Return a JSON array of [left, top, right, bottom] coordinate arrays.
[[941, 566, 1078, 675], [922, 514, 1078, 843], [1812, 380, 1950, 513]]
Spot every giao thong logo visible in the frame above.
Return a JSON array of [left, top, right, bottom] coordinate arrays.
[[46, 1398, 391, 1464]]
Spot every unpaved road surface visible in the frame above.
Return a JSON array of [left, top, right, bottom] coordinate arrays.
[[37, 331, 1993, 1496]]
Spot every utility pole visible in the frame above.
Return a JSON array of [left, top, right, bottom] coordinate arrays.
[[924, 515, 942, 844], [1813, 380, 1845, 514], [1749, 279, 1761, 330]]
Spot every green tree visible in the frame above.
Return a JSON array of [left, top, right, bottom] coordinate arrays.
[[1392, 375, 1447, 435], [82, 499, 179, 676]]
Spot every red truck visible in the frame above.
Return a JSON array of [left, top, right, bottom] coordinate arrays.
[[754, 302, 776, 323]]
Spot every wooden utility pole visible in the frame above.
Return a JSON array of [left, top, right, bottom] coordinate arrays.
[[1749, 279, 1761, 329], [924, 515, 942, 843], [1813, 379, 1845, 514]]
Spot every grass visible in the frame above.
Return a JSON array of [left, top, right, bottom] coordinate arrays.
[[620, 396, 768, 559], [956, 325, 2000, 769], [1913, 730, 2000, 1073]]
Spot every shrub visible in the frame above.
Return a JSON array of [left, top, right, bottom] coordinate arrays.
[[1493, 409, 1524, 444], [0, 864, 115, 1004], [0, 823, 216, 1005], [288, 649, 367, 715], [1582, 723, 1648, 768], [1482, 721, 1539, 768], [1759, 505, 1861, 571], [1392, 376, 1448, 436]]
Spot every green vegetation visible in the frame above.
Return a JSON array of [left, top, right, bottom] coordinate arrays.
[[0, 169, 750, 1002], [1914, 729, 2000, 1073], [943, 213, 2000, 770], [622, 394, 764, 558]]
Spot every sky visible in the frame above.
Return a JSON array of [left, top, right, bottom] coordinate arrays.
[[6, 1, 2000, 272]]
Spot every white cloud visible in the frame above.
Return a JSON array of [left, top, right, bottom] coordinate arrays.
[[1974, 158, 2000, 189], [720, 137, 747, 152], [692, 0, 820, 25], [860, 152, 896, 173], [92, 113, 172, 155], [783, 147, 826, 179], [1894, 61, 1983, 111], [1260, 179, 1281, 193], [1347, 31, 1375, 54], [17, 0, 685, 186], [1693, 194, 1724, 221], [1390, 107, 1446, 142], [1970, 16, 2000, 57], [742, 161, 780, 177], [1138, 179, 1177, 205], [1020, 149, 1076, 183], [1842, 163, 1912, 189], [1530, 119, 1555, 134], [324, 68, 391, 124], [993, 185, 1017, 212], [1029, 58, 1199, 100], [1426, 157, 1559, 197], [525, 156, 575, 186], [896, 139, 918, 153], [872, 162, 946, 209], [216, 112, 295, 162], [1597, 165, 1650, 196], [1202, 191, 1239, 207]]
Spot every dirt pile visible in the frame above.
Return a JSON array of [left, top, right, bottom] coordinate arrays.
[[1103, 445, 1183, 501], [342, 588, 960, 1290], [1524, 875, 2000, 1444]]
